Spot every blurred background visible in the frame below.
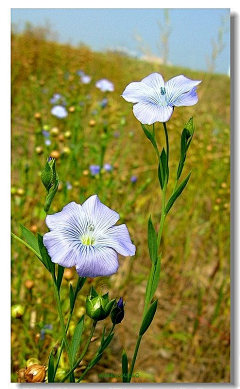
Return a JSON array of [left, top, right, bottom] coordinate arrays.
[[11, 8, 230, 383]]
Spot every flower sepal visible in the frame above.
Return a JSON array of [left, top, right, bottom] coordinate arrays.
[[86, 286, 116, 321]]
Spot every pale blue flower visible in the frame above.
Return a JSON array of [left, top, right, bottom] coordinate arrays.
[[43, 195, 136, 277], [103, 163, 113, 172], [81, 75, 92, 84], [90, 165, 100, 175], [122, 73, 201, 124], [131, 175, 137, 183], [50, 93, 62, 105], [96, 79, 114, 92], [45, 139, 51, 146], [51, 105, 68, 119]]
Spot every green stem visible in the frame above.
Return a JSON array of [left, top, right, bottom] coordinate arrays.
[[127, 335, 142, 382], [60, 320, 97, 383], [76, 323, 115, 383], [11, 232, 41, 260], [53, 278, 85, 378], [52, 278, 74, 382]]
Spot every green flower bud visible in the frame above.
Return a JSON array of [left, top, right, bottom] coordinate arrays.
[[41, 157, 57, 191], [86, 286, 115, 321]]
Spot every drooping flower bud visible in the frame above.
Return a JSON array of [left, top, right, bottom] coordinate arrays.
[[86, 286, 115, 321], [25, 364, 46, 383], [111, 297, 125, 325]]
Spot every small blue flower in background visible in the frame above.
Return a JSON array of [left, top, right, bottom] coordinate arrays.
[[89, 165, 100, 175], [50, 93, 62, 105], [42, 130, 50, 137], [51, 105, 68, 119], [103, 163, 113, 172], [45, 139, 51, 147], [40, 324, 53, 341], [99, 98, 108, 108], [96, 79, 114, 92], [43, 195, 136, 277], [122, 73, 201, 124], [76, 70, 85, 76], [81, 75, 92, 84], [131, 175, 137, 183]]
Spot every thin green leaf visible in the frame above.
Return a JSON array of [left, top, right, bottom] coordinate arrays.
[[56, 265, 64, 291], [48, 350, 55, 383], [177, 118, 194, 179], [20, 224, 41, 256], [139, 300, 158, 336], [11, 232, 42, 260], [148, 216, 158, 263], [69, 283, 75, 312], [141, 124, 159, 155], [75, 277, 87, 295], [165, 172, 192, 215], [69, 315, 85, 365], [37, 233, 55, 274], [122, 349, 128, 383], [144, 254, 161, 315]]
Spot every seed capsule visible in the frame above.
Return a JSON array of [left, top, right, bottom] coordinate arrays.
[[25, 364, 46, 383]]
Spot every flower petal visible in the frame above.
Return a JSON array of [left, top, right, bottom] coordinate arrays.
[[133, 102, 173, 124], [46, 202, 86, 237], [173, 87, 199, 106], [141, 72, 165, 89], [97, 224, 136, 256], [43, 230, 81, 267], [165, 75, 201, 106], [75, 246, 119, 277], [82, 195, 119, 232], [122, 81, 151, 103]]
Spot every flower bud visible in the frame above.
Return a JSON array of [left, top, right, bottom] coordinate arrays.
[[11, 304, 25, 319], [86, 286, 115, 321], [111, 297, 125, 324], [41, 157, 57, 191], [25, 279, 34, 290], [25, 364, 46, 383]]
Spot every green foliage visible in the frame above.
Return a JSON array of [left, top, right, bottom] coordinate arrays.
[[69, 315, 85, 364], [139, 299, 158, 336]]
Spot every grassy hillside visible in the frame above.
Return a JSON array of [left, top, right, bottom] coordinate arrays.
[[11, 30, 230, 383]]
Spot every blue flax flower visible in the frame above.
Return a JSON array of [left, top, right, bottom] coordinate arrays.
[[51, 105, 68, 119], [81, 75, 92, 84], [96, 79, 114, 92], [122, 73, 201, 124], [103, 163, 113, 172], [43, 195, 136, 277], [90, 165, 100, 175]]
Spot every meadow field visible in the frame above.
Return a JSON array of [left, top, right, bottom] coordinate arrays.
[[11, 28, 230, 383]]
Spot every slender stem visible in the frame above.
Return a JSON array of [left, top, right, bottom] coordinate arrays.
[[76, 323, 115, 383], [60, 320, 97, 383], [127, 335, 142, 382], [11, 232, 41, 259], [163, 121, 169, 167], [52, 278, 74, 382], [53, 277, 85, 378]]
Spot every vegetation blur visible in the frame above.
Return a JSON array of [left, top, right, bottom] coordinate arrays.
[[11, 22, 230, 383]]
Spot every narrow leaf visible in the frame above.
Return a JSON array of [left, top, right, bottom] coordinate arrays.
[[69, 315, 85, 365], [122, 349, 128, 383], [177, 118, 194, 179], [20, 224, 41, 256], [139, 300, 158, 336], [75, 277, 87, 295], [48, 350, 55, 383], [69, 283, 75, 312], [37, 233, 55, 274], [144, 254, 161, 313], [148, 216, 158, 263], [56, 265, 64, 291], [165, 172, 192, 215], [141, 124, 158, 154]]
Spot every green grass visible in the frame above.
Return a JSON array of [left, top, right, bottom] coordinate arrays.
[[11, 29, 230, 383]]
